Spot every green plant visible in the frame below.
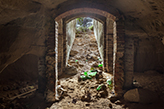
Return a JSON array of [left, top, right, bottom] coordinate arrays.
[[98, 64, 103, 67], [77, 17, 83, 26], [88, 25, 93, 30], [97, 84, 103, 91], [79, 71, 97, 80], [88, 72, 97, 76], [107, 78, 113, 90]]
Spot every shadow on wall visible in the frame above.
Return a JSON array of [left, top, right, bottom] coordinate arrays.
[[134, 38, 164, 73], [0, 54, 39, 85]]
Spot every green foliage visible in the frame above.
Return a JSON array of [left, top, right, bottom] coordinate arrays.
[[98, 64, 103, 67], [77, 17, 83, 26], [88, 72, 97, 76], [80, 71, 97, 80], [108, 85, 113, 90], [97, 85, 102, 91], [107, 78, 113, 90], [88, 25, 93, 30], [80, 75, 86, 80], [84, 72, 88, 76], [107, 80, 112, 85]]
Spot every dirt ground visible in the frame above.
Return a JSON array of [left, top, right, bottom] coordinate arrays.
[[50, 31, 125, 109], [50, 31, 164, 109], [1, 31, 164, 109]]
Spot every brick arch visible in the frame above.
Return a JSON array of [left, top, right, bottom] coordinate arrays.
[[44, 7, 125, 101], [55, 8, 116, 21], [63, 13, 106, 24]]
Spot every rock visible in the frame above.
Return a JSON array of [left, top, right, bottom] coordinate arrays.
[[91, 63, 99, 68], [99, 90, 108, 98], [72, 98, 77, 104], [109, 96, 119, 103], [133, 72, 164, 93], [89, 43, 97, 48], [81, 91, 91, 102], [77, 43, 83, 46], [70, 50, 78, 57], [64, 65, 77, 75], [3, 86, 9, 91], [115, 100, 123, 105], [78, 64, 84, 68], [90, 54, 97, 61], [124, 88, 158, 104], [122, 104, 127, 108], [96, 72, 103, 80], [109, 103, 112, 108], [76, 56, 81, 59]]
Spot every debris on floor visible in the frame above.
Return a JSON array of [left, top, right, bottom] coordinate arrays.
[[51, 32, 123, 109]]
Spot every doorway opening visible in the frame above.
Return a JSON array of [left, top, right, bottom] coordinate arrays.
[[45, 8, 125, 106], [65, 17, 104, 75], [56, 17, 114, 105]]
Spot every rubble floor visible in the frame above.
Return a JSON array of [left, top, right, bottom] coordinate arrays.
[[50, 31, 164, 109], [51, 31, 124, 109], [1, 31, 164, 109]]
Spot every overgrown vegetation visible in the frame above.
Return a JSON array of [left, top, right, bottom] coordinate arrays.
[[76, 17, 83, 26], [76, 17, 94, 34]]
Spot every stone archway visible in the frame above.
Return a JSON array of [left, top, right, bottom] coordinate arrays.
[[45, 7, 125, 101]]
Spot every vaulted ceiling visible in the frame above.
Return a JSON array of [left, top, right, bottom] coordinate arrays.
[[0, 0, 164, 73], [0, 0, 164, 37]]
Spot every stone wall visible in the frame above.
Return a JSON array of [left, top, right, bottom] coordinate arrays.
[[0, 8, 47, 74], [93, 20, 104, 61], [104, 18, 114, 74], [134, 37, 164, 73], [0, 7, 51, 99], [66, 20, 76, 65], [54, 8, 125, 99], [124, 36, 134, 89], [114, 19, 125, 96]]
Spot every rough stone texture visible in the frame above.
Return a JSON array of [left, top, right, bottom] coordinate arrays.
[[63, 65, 77, 75], [124, 88, 140, 103], [45, 18, 56, 101], [124, 88, 159, 104], [0, 7, 48, 74], [134, 71, 164, 94], [0, 54, 38, 85], [38, 56, 46, 93], [124, 37, 134, 89], [134, 37, 164, 73], [0, 0, 164, 102]]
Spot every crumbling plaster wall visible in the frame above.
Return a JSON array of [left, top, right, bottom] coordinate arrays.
[[93, 20, 104, 61], [66, 19, 76, 65], [0, 7, 54, 94], [134, 37, 164, 73], [124, 17, 164, 74]]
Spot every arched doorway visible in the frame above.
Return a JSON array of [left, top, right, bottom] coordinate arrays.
[[45, 8, 125, 101]]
